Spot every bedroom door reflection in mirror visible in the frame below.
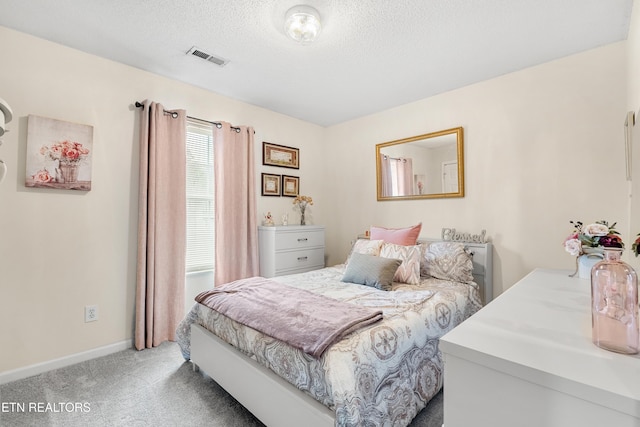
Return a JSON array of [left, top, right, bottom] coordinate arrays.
[[376, 127, 464, 200]]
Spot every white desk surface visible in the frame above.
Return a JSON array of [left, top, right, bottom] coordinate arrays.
[[440, 268, 640, 418]]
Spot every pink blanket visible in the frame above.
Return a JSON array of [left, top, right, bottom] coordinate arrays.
[[195, 276, 383, 358]]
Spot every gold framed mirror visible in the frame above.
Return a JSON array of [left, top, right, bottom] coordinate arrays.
[[376, 127, 464, 200]]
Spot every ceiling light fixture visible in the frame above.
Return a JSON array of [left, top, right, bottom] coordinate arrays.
[[284, 5, 322, 44]]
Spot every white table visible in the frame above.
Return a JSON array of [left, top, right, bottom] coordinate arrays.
[[440, 268, 640, 427]]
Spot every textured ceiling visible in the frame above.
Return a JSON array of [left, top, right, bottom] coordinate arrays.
[[0, 0, 633, 126]]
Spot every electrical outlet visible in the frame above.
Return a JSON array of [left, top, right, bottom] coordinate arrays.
[[85, 305, 98, 322]]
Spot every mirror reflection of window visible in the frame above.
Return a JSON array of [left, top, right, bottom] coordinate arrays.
[[380, 154, 413, 196]]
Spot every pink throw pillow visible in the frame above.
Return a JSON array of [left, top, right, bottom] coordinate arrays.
[[369, 223, 422, 246]]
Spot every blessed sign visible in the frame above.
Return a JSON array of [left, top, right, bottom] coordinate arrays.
[[441, 228, 487, 243]]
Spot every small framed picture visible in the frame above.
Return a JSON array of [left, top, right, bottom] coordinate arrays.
[[261, 173, 281, 196], [262, 142, 299, 169], [282, 175, 299, 197]]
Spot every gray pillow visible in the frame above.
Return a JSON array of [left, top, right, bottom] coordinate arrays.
[[342, 253, 402, 290]]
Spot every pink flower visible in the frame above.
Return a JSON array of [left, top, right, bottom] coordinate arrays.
[[50, 145, 63, 158], [32, 169, 53, 183], [40, 140, 89, 164], [564, 232, 579, 242], [63, 148, 80, 161]]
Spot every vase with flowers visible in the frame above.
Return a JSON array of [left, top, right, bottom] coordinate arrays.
[[40, 140, 90, 183], [590, 231, 639, 354], [563, 221, 639, 354], [293, 195, 313, 226], [564, 220, 623, 278]]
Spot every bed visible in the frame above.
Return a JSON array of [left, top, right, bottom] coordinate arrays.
[[176, 238, 492, 427]]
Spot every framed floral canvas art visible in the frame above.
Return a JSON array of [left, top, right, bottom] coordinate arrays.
[[25, 115, 93, 191]]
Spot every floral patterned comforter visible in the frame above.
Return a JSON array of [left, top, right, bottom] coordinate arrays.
[[176, 265, 482, 427]]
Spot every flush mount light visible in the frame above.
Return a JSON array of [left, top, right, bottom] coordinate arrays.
[[284, 5, 322, 44]]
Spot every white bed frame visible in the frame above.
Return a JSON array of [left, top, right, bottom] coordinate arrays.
[[190, 240, 493, 427], [191, 324, 335, 427], [419, 239, 494, 305]]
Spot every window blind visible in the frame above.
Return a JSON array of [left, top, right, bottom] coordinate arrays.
[[186, 119, 215, 273]]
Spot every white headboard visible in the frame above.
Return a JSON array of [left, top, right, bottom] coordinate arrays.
[[420, 238, 493, 305]]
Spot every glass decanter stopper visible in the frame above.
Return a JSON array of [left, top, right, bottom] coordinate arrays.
[[591, 248, 639, 354]]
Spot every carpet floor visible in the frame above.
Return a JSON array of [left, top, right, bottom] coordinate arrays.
[[0, 342, 443, 426]]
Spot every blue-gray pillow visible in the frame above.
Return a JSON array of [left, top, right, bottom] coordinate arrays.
[[341, 253, 402, 290]]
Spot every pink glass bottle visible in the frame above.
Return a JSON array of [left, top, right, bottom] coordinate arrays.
[[591, 248, 639, 354]]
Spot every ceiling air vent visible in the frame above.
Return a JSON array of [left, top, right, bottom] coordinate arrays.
[[186, 46, 229, 67]]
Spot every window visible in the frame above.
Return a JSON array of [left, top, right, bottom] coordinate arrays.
[[186, 119, 215, 273]]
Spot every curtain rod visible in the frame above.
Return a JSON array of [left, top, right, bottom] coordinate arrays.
[[382, 154, 406, 162], [134, 102, 241, 133]]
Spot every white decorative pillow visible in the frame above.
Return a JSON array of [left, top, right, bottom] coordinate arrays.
[[346, 239, 384, 263], [379, 242, 421, 285], [421, 242, 474, 283]]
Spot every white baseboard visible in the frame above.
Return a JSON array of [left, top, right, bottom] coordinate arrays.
[[0, 340, 133, 385]]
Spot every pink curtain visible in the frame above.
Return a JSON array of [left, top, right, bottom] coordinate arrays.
[[213, 122, 259, 286], [398, 158, 413, 196], [135, 101, 186, 350], [380, 154, 393, 197], [380, 155, 414, 196]]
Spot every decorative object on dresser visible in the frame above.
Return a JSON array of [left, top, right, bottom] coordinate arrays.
[[441, 269, 640, 427], [292, 194, 313, 225], [262, 141, 299, 169], [262, 211, 274, 226], [563, 220, 623, 278], [591, 246, 638, 354], [258, 225, 324, 277]]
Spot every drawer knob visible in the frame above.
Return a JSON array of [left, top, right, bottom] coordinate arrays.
[[297, 238, 308, 242], [297, 256, 308, 262]]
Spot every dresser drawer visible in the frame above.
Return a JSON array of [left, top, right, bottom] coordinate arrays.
[[275, 248, 324, 272], [258, 225, 325, 278], [275, 230, 324, 250]]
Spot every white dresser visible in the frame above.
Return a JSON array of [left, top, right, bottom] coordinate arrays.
[[440, 268, 640, 427], [258, 225, 325, 278]]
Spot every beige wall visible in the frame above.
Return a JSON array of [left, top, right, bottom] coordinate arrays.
[[0, 26, 325, 373], [323, 41, 628, 295], [0, 9, 637, 374]]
